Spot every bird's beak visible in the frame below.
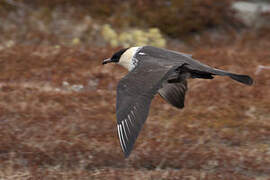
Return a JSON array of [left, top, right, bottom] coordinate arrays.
[[102, 58, 113, 65]]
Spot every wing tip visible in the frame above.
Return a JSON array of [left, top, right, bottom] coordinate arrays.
[[123, 150, 131, 158]]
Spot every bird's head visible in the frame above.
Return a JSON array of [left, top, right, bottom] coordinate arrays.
[[102, 48, 128, 65], [102, 47, 140, 71]]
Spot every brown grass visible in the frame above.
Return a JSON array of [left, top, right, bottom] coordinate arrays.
[[0, 36, 270, 179]]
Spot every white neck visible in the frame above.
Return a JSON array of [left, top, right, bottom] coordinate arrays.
[[118, 47, 140, 71]]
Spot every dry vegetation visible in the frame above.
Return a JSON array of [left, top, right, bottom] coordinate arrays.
[[0, 34, 269, 179], [0, 1, 270, 179]]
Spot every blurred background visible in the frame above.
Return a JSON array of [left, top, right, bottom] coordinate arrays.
[[0, 0, 270, 179]]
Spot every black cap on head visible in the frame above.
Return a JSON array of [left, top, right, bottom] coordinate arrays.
[[103, 48, 128, 65]]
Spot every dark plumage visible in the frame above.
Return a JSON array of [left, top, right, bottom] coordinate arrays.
[[103, 46, 253, 157]]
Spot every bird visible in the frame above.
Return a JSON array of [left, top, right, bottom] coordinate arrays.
[[102, 46, 253, 158]]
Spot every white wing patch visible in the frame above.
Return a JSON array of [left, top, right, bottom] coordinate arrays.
[[131, 110, 136, 120], [121, 121, 129, 141], [125, 119, 131, 134], [127, 114, 134, 127], [117, 124, 125, 151], [117, 106, 138, 154]]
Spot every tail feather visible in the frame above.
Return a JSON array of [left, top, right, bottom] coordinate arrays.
[[228, 74, 253, 85], [209, 69, 253, 85], [184, 65, 253, 86]]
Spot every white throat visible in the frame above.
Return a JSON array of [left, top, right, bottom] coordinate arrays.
[[118, 47, 141, 71]]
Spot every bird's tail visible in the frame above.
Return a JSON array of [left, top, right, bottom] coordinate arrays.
[[183, 63, 253, 86], [228, 74, 253, 85], [211, 68, 253, 85]]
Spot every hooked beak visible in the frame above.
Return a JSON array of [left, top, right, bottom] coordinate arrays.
[[102, 58, 113, 65]]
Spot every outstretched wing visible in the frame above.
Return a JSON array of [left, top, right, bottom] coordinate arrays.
[[158, 80, 188, 109], [116, 57, 179, 157]]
